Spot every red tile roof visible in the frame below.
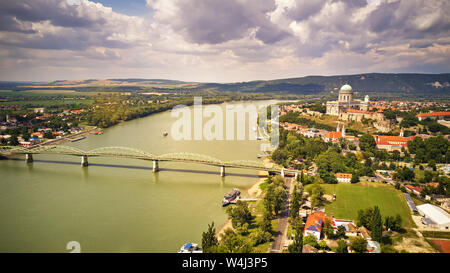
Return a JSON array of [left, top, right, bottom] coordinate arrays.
[[373, 135, 413, 143], [416, 112, 450, 118], [406, 184, 422, 193], [305, 212, 325, 234], [336, 173, 352, 178], [346, 109, 369, 114], [326, 131, 342, 139]]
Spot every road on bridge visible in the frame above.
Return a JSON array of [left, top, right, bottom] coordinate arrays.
[[270, 176, 293, 253]]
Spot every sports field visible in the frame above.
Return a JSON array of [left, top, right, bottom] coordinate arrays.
[[305, 182, 415, 228]]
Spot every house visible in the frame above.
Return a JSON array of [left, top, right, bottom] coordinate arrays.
[[358, 226, 371, 240], [304, 212, 325, 240], [304, 212, 335, 240], [336, 173, 352, 183], [19, 138, 40, 147], [405, 184, 422, 197], [416, 111, 450, 121], [31, 132, 44, 138], [301, 128, 321, 138], [373, 135, 414, 151], [346, 223, 358, 237], [34, 108, 45, 113], [6, 115, 17, 123], [302, 244, 319, 253], [417, 204, 450, 230], [333, 219, 357, 236], [323, 122, 345, 143]]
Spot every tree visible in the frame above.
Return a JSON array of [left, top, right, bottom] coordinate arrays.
[[288, 217, 303, 253], [384, 216, 395, 231], [357, 207, 373, 227], [201, 222, 219, 253], [9, 135, 19, 146], [359, 134, 376, 152], [324, 218, 334, 239], [370, 206, 383, 242], [260, 210, 272, 234], [22, 132, 31, 141], [226, 201, 254, 228], [394, 214, 402, 231], [303, 234, 319, 248], [351, 237, 367, 253], [44, 131, 55, 139], [319, 240, 328, 250], [351, 174, 360, 184], [218, 228, 252, 253], [307, 183, 324, 208], [264, 180, 287, 215], [290, 184, 302, 219], [249, 229, 272, 247], [336, 239, 348, 253], [336, 225, 346, 239]]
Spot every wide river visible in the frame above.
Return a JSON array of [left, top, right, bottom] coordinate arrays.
[[0, 100, 280, 252]]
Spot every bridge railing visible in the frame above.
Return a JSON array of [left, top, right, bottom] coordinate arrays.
[[0, 145, 300, 174]]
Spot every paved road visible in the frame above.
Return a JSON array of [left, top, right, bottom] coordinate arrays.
[[270, 177, 292, 253]]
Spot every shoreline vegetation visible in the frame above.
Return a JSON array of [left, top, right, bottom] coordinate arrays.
[[216, 157, 274, 242]]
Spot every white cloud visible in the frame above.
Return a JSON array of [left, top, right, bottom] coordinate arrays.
[[0, 0, 448, 82]]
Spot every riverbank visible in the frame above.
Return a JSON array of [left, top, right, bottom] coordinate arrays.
[[41, 127, 101, 146], [216, 176, 267, 239], [216, 156, 273, 239]]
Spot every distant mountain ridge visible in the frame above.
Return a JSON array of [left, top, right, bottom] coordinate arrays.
[[200, 73, 450, 94], [2, 73, 450, 95]]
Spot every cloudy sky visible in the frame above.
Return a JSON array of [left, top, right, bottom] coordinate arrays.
[[0, 0, 449, 82]]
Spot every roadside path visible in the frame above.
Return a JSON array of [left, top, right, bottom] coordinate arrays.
[[270, 177, 292, 253]]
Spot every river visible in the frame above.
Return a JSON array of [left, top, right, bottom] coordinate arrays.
[[0, 100, 281, 252]]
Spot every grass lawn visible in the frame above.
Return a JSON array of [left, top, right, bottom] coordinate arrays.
[[305, 182, 415, 228]]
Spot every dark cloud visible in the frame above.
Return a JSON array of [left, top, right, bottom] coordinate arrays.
[[153, 0, 287, 44], [0, 1, 106, 31], [285, 0, 327, 21], [0, 0, 149, 51]]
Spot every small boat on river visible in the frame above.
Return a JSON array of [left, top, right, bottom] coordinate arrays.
[[222, 188, 241, 206]]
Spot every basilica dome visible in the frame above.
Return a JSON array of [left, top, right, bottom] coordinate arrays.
[[340, 84, 352, 92]]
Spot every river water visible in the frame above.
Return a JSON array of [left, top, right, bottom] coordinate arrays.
[[0, 100, 279, 252]]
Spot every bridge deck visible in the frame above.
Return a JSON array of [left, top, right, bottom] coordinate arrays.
[[0, 145, 300, 174]]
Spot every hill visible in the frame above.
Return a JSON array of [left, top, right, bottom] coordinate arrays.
[[1, 73, 450, 96], [202, 73, 450, 95]]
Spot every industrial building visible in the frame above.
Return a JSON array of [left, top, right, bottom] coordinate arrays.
[[417, 204, 450, 230]]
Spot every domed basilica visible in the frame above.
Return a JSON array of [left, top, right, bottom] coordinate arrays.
[[326, 84, 369, 116]]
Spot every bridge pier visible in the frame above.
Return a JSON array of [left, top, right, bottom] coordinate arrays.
[[220, 166, 225, 177], [153, 160, 159, 172], [81, 155, 88, 167], [25, 153, 33, 163], [294, 172, 298, 181], [281, 168, 285, 178]]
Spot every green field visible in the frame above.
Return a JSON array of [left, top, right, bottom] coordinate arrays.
[[305, 182, 415, 228]]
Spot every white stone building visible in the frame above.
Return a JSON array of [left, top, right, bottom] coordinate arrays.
[[326, 84, 369, 116]]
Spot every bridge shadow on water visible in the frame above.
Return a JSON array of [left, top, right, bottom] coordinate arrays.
[[8, 158, 258, 178]]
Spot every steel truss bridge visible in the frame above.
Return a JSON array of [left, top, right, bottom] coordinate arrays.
[[0, 145, 298, 177]]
